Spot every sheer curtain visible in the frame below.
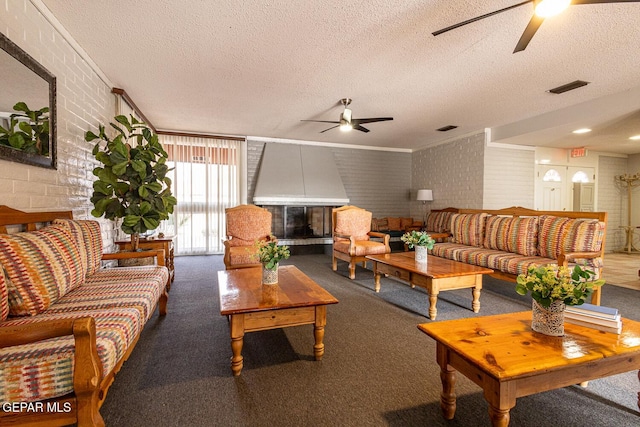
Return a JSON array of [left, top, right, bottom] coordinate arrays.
[[160, 134, 245, 255]]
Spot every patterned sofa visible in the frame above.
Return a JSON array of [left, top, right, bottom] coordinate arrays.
[[429, 206, 607, 304], [0, 206, 169, 427]]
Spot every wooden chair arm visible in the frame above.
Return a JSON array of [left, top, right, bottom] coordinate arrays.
[[0, 316, 103, 422], [102, 249, 166, 267], [557, 251, 601, 267], [368, 231, 388, 239]]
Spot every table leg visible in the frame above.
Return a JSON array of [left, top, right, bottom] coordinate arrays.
[[488, 406, 510, 427], [373, 263, 381, 292], [314, 305, 327, 360], [229, 314, 245, 376], [429, 291, 439, 320], [437, 344, 456, 419], [472, 275, 482, 313]]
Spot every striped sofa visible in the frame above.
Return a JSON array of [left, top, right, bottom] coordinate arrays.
[[0, 206, 169, 427], [429, 206, 607, 304]]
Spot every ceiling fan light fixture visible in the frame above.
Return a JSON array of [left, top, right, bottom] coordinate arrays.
[[534, 0, 571, 18]]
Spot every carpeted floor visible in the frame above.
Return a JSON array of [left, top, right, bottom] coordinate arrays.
[[100, 254, 640, 426]]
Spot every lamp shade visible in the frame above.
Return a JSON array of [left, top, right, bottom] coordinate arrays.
[[416, 189, 433, 201]]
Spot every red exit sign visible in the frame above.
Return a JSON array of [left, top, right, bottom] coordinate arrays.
[[570, 147, 587, 158]]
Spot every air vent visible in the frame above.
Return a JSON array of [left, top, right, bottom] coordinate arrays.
[[437, 125, 458, 132], [547, 80, 590, 94]]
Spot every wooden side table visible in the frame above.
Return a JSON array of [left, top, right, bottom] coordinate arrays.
[[115, 236, 175, 284]]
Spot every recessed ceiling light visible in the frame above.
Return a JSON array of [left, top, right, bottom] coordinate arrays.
[[572, 128, 591, 134], [630, 135, 640, 140]]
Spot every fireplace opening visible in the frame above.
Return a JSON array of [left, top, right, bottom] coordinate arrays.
[[261, 206, 336, 240]]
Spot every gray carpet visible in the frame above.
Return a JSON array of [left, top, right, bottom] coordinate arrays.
[[100, 255, 640, 426]]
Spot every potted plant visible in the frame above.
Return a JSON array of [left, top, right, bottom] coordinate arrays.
[[0, 102, 50, 155], [85, 115, 177, 250], [516, 264, 605, 336], [401, 230, 435, 264], [255, 237, 290, 284]]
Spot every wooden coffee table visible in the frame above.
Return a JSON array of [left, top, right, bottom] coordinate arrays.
[[218, 265, 338, 376], [418, 311, 640, 426], [366, 252, 493, 319]]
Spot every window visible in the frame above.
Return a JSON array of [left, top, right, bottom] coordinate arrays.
[[571, 170, 590, 183], [542, 169, 562, 182]]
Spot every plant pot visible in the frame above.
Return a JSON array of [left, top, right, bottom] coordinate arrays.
[[262, 263, 279, 285], [531, 299, 565, 336], [415, 245, 428, 264]]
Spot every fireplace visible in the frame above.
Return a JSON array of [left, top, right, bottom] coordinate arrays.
[[261, 205, 336, 242]]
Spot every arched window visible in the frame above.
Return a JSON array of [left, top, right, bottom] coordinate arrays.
[[571, 171, 590, 183], [542, 169, 562, 182]]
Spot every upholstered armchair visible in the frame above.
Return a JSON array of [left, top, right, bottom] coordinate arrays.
[[223, 204, 273, 269], [332, 205, 391, 279]]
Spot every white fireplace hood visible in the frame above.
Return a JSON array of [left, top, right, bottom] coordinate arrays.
[[253, 143, 349, 206]]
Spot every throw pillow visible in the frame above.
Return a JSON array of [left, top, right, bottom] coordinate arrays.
[[0, 225, 86, 316], [386, 217, 401, 231], [484, 216, 538, 256], [450, 213, 488, 247], [0, 266, 8, 321], [53, 219, 103, 276]]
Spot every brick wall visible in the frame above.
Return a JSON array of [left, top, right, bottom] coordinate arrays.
[[411, 132, 485, 218], [483, 144, 535, 209], [1, 1, 117, 246], [247, 139, 412, 218], [599, 155, 628, 252]]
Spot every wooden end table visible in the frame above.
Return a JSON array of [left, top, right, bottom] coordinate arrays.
[[418, 311, 640, 426], [115, 236, 175, 284], [366, 252, 493, 319], [218, 265, 339, 376]]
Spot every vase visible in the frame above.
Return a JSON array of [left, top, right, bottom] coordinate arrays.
[[262, 263, 279, 285], [415, 245, 428, 264], [531, 299, 565, 336]]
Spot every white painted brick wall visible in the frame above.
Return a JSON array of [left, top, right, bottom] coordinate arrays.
[[411, 133, 485, 217], [0, 1, 117, 246], [598, 156, 628, 253], [483, 145, 535, 209]]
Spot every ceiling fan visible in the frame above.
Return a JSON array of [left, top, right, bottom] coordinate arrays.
[[301, 98, 393, 133], [432, 0, 640, 53]]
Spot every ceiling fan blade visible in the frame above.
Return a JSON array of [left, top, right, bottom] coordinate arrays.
[[353, 125, 370, 133], [301, 120, 340, 124], [320, 125, 340, 133], [432, 0, 533, 36], [513, 14, 545, 53], [351, 117, 394, 125]]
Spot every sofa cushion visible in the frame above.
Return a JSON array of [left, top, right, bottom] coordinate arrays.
[[0, 307, 143, 403], [484, 216, 538, 256], [53, 219, 103, 276], [372, 218, 389, 231], [0, 225, 86, 316], [47, 266, 168, 321], [400, 217, 414, 230], [450, 213, 488, 247], [425, 211, 454, 233], [538, 216, 606, 260], [335, 209, 372, 241], [333, 240, 388, 256], [0, 267, 8, 321], [386, 217, 401, 231]]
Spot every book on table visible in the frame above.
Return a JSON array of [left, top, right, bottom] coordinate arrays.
[[564, 316, 622, 334], [565, 303, 622, 334], [565, 303, 618, 319]]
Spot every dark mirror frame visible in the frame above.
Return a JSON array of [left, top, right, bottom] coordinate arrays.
[[0, 32, 57, 169]]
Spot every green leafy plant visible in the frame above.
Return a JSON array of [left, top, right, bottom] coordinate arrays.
[[515, 264, 605, 308], [85, 115, 177, 247], [255, 237, 290, 270], [401, 230, 435, 249], [0, 102, 50, 155]]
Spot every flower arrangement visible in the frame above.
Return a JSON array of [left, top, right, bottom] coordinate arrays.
[[515, 264, 605, 308], [401, 230, 435, 250], [255, 237, 290, 270]]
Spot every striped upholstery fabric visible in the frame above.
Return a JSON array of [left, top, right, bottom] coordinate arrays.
[[425, 211, 454, 233], [47, 266, 168, 321], [0, 266, 8, 321], [484, 216, 538, 256], [0, 307, 143, 402], [335, 209, 372, 241], [0, 225, 86, 316], [54, 219, 103, 276], [450, 213, 488, 247], [333, 240, 389, 256], [538, 216, 606, 262]]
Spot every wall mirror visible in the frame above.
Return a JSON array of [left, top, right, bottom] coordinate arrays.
[[0, 32, 56, 169]]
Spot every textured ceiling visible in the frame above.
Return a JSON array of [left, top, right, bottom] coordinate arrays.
[[40, 0, 640, 153]]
